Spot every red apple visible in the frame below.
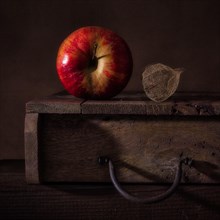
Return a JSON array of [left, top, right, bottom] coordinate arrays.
[[56, 26, 133, 99]]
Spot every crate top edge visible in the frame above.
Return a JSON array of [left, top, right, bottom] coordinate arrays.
[[25, 91, 220, 116]]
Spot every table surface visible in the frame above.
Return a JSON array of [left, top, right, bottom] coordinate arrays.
[[0, 160, 220, 220]]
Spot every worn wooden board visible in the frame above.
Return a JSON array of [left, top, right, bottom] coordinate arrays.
[[82, 92, 220, 115], [0, 161, 220, 220], [26, 91, 84, 114], [38, 114, 220, 183], [24, 113, 40, 183], [25, 92, 220, 115]]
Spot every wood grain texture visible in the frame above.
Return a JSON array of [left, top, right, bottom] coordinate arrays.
[[24, 113, 40, 183], [25, 93, 220, 184], [0, 162, 220, 220], [82, 99, 174, 115], [26, 92, 84, 114], [39, 114, 220, 183], [25, 92, 220, 115], [82, 92, 220, 115], [82, 99, 220, 115]]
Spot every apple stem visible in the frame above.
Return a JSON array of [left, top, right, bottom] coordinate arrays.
[[92, 43, 98, 60]]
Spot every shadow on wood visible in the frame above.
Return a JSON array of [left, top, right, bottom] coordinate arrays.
[[192, 160, 220, 181], [39, 114, 121, 183]]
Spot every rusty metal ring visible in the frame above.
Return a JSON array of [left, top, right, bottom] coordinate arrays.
[[99, 157, 187, 204]]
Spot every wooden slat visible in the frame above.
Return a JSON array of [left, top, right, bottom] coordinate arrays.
[[26, 92, 220, 115], [82, 93, 220, 115], [39, 114, 220, 183], [26, 92, 84, 114], [82, 99, 174, 115], [25, 113, 40, 183]]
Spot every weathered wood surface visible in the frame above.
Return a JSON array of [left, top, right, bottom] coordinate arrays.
[[24, 113, 40, 183], [82, 93, 220, 115], [25, 92, 220, 115], [39, 114, 220, 183], [25, 92, 220, 184], [26, 91, 84, 114], [0, 160, 220, 220]]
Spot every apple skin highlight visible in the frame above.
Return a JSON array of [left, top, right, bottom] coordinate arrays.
[[56, 26, 133, 99]]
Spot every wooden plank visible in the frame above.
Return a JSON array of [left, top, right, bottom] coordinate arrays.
[[0, 165, 219, 220], [24, 113, 40, 183], [39, 114, 220, 183], [82, 93, 220, 115], [26, 91, 84, 114], [26, 92, 220, 115], [82, 99, 173, 115]]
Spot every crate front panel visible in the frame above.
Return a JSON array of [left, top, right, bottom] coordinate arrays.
[[38, 114, 220, 183]]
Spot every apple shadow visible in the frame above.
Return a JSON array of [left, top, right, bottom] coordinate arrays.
[[39, 114, 122, 183]]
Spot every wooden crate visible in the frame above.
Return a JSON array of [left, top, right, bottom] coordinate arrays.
[[25, 92, 220, 184]]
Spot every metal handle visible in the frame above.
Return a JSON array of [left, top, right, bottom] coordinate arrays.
[[98, 157, 192, 204]]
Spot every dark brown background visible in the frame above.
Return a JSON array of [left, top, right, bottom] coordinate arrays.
[[0, 0, 220, 159]]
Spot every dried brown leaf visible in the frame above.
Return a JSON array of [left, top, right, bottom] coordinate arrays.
[[142, 63, 183, 102]]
